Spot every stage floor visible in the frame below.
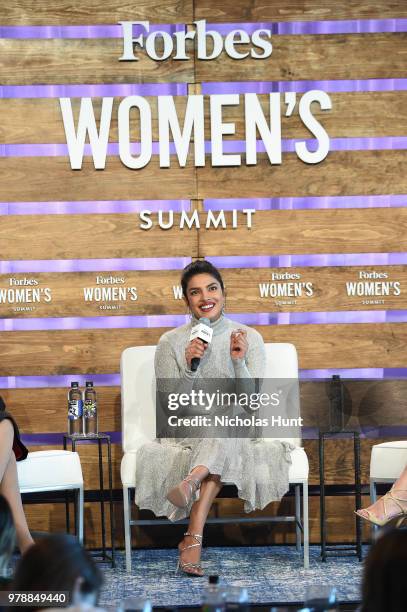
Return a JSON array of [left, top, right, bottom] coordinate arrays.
[[99, 545, 364, 609]]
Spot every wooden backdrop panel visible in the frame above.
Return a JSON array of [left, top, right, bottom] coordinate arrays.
[[221, 266, 406, 313], [2, 34, 406, 86], [2, 0, 193, 25], [196, 33, 407, 82], [197, 151, 407, 199], [0, 39, 194, 85], [1, 97, 190, 144], [3, 0, 406, 26], [1, 323, 406, 376], [0, 213, 197, 260], [4, 378, 404, 451], [202, 91, 407, 140], [0, 157, 196, 202], [0, 270, 184, 318], [1, 387, 121, 434], [300, 379, 407, 430], [198, 208, 407, 256], [195, 0, 407, 22], [3, 91, 407, 144], [263, 323, 407, 369], [0, 328, 164, 376], [0, 266, 404, 318], [2, 152, 405, 203]]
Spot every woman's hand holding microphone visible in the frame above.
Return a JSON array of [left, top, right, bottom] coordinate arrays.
[[185, 338, 207, 370], [185, 329, 248, 369]]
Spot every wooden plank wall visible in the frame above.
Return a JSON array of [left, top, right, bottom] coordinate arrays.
[[1, 0, 406, 547]]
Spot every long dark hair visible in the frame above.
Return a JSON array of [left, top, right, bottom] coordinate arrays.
[[11, 534, 102, 610], [0, 494, 15, 577], [361, 527, 407, 612], [181, 260, 224, 298]]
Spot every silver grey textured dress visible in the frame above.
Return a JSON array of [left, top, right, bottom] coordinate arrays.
[[135, 315, 293, 520]]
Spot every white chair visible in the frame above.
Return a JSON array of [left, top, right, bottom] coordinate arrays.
[[17, 449, 84, 542], [121, 343, 309, 571], [369, 440, 407, 506]]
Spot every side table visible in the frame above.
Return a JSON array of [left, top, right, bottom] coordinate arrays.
[[319, 430, 362, 562], [63, 433, 115, 567]]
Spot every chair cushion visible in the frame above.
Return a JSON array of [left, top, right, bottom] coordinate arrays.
[[370, 440, 407, 480], [17, 450, 83, 493], [121, 445, 309, 488], [288, 447, 309, 482]]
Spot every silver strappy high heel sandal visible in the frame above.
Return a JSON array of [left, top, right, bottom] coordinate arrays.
[[166, 477, 201, 509], [176, 532, 204, 577], [355, 487, 407, 527]]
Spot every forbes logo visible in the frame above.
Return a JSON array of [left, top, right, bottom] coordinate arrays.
[[119, 20, 272, 61]]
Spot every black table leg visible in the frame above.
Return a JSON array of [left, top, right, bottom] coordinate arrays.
[[98, 438, 106, 560], [107, 437, 115, 567], [63, 433, 114, 566], [319, 431, 327, 561], [63, 436, 70, 535], [319, 430, 363, 560], [354, 433, 363, 561], [72, 439, 78, 541]]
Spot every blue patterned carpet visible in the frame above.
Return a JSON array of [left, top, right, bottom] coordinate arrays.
[[99, 546, 365, 608]]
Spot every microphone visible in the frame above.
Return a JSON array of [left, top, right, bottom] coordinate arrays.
[[189, 317, 213, 371]]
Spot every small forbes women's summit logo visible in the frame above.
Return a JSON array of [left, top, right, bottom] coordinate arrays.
[[119, 20, 272, 62]]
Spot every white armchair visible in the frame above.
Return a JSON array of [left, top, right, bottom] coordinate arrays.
[[369, 440, 407, 504], [120, 343, 309, 571], [17, 449, 84, 542]]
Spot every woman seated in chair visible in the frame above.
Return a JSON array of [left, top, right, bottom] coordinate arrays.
[[0, 397, 34, 553], [135, 260, 294, 576]]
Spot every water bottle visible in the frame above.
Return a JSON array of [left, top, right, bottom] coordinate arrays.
[[202, 575, 225, 612], [224, 586, 249, 612], [302, 585, 337, 611], [68, 382, 83, 436], [83, 381, 98, 436]]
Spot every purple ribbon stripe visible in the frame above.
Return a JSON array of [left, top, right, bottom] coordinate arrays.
[[0, 314, 189, 332], [20, 431, 122, 446], [2, 367, 407, 393], [1, 253, 406, 274], [0, 310, 406, 333], [208, 253, 407, 268], [2, 19, 407, 39], [0, 200, 190, 215], [1, 196, 406, 216], [0, 23, 184, 39], [20, 426, 407, 446], [0, 83, 188, 99], [2, 78, 406, 99], [207, 19, 407, 36], [3, 137, 407, 158], [202, 78, 407, 94], [205, 195, 407, 211], [0, 257, 190, 273]]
